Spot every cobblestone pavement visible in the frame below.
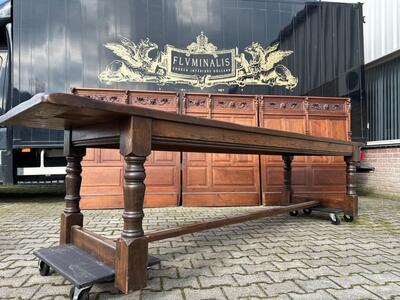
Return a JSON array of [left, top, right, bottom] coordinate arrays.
[[1, 196, 400, 299]]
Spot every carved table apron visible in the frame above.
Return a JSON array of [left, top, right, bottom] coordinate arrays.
[[0, 93, 361, 293]]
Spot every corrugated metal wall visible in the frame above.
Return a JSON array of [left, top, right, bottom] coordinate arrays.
[[366, 56, 400, 141], [322, 0, 400, 64]]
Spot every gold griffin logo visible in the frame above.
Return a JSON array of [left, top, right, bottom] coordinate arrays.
[[98, 32, 298, 90]]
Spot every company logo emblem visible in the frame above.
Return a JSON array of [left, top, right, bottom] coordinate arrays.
[[99, 32, 298, 90]]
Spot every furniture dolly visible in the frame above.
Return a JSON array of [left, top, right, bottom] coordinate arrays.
[[0, 93, 361, 298]]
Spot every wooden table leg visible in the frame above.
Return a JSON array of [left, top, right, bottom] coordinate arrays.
[[115, 116, 152, 293], [115, 155, 148, 293], [60, 145, 86, 244], [282, 154, 294, 205], [345, 156, 358, 217]]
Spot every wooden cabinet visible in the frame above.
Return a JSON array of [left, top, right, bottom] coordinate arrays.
[[73, 89, 181, 209], [259, 96, 351, 206], [71, 88, 351, 209], [182, 93, 260, 206]]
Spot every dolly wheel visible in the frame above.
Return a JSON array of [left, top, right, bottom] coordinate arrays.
[[344, 215, 354, 222], [38, 260, 50, 276], [303, 208, 312, 215], [289, 210, 299, 217], [70, 287, 90, 300], [329, 213, 341, 225]]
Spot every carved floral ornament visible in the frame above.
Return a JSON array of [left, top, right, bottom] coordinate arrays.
[[98, 32, 298, 90], [186, 98, 251, 110], [215, 100, 248, 109], [267, 101, 299, 110], [188, 99, 207, 107], [87, 94, 123, 103], [133, 97, 171, 106], [310, 103, 342, 111]]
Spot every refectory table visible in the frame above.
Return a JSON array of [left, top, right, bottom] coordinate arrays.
[[0, 93, 361, 294]]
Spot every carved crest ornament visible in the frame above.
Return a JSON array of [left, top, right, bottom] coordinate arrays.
[[98, 32, 298, 90]]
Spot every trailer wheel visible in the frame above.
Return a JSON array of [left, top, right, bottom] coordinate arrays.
[[303, 208, 312, 215], [289, 210, 299, 217], [344, 215, 354, 222], [329, 213, 341, 225], [38, 260, 50, 276]]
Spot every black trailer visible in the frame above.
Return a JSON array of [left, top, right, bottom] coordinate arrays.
[[0, 0, 366, 184]]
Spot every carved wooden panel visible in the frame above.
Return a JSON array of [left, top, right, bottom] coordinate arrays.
[[182, 93, 260, 206], [74, 88, 180, 209], [260, 96, 351, 205]]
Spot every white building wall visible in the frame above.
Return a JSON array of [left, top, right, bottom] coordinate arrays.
[[322, 0, 400, 63]]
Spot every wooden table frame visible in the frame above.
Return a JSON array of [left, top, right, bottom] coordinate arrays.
[[0, 93, 361, 293]]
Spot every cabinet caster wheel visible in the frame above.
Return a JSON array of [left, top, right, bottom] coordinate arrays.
[[303, 208, 312, 215], [344, 215, 354, 222], [329, 213, 341, 225], [69, 286, 90, 300], [290, 210, 299, 216], [38, 260, 51, 276]]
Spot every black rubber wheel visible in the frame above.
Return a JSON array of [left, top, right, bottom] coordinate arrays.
[[289, 210, 299, 217], [78, 289, 90, 300], [344, 215, 354, 222], [70, 287, 90, 300], [329, 213, 341, 225], [38, 260, 50, 276], [303, 208, 312, 215]]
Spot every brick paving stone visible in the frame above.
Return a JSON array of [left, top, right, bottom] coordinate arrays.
[[294, 277, 341, 292], [97, 291, 140, 299], [329, 264, 372, 276], [266, 295, 291, 300], [142, 289, 184, 300], [289, 290, 336, 300], [161, 258, 193, 268], [23, 274, 66, 286], [144, 277, 162, 291], [363, 283, 400, 299], [0, 286, 39, 299], [277, 252, 310, 261], [198, 275, 235, 288], [329, 255, 369, 265], [0, 267, 21, 278], [272, 260, 309, 271], [221, 257, 253, 266], [301, 257, 337, 268], [32, 284, 70, 299], [327, 286, 382, 300], [229, 249, 259, 258], [268, 269, 308, 282], [179, 266, 213, 278], [242, 262, 278, 273], [250, 254, 284, 264], [148, 267, 179, 279], [361, 271, 400, 285], [202, 251, 232, 260], [0, 274, 29, 287], [7, 259, 38, 269], [328, 273, 375, 288], [297, 265, 340, 279], [162, 276, 200, 290], [211, 265, 246, 276], [359, 262, 397, 273], [184, 287, 227, 300], [259, 281, 304, 297], [357, 254, 396, 264], [233, 273, 273, 285], [223, 284, 266, 299]]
